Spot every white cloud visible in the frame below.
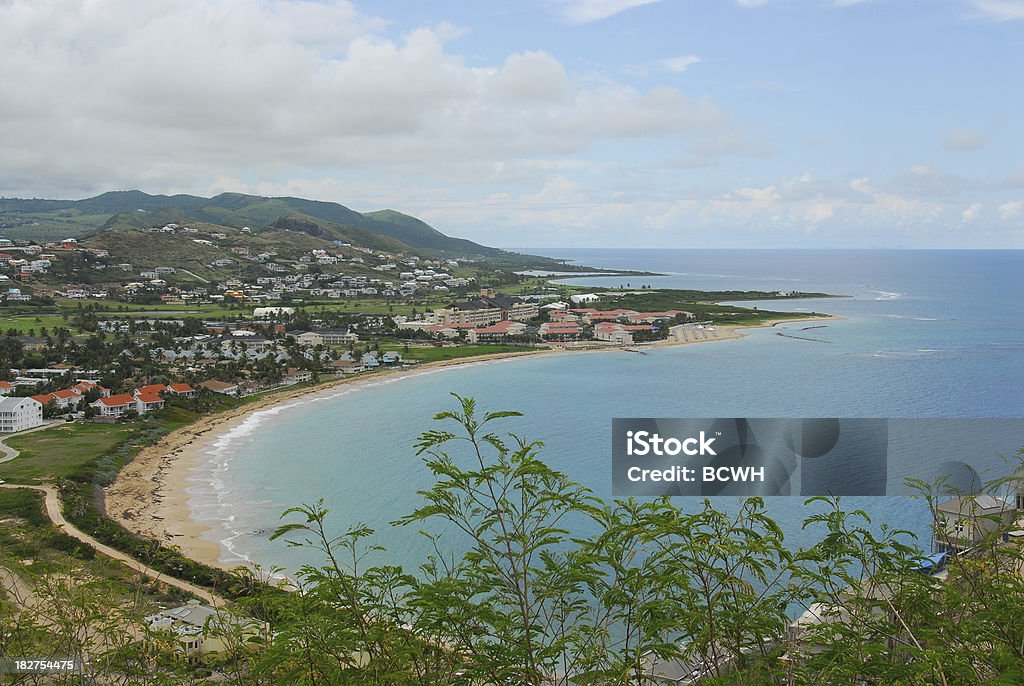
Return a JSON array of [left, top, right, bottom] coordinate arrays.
[[970, 0, 1024, 21], [850, 177, 875, 194], [736, 0, 769, 7], [557, 0, 662, 23], [0, 0, 738, 199], [961, 203, 983, 223], [661, 55, 702, 73], [999, 201, 1023, 219], [943, 128, 988, 150], [733, 185, 781, 203]]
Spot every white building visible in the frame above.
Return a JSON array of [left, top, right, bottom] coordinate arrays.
[[0, 397, 44, 433]]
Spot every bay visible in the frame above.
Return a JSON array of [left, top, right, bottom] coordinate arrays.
[[185, 249, 1024, 574]]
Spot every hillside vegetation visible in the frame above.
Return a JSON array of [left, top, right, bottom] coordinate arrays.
[[0, 190, 505, 256]]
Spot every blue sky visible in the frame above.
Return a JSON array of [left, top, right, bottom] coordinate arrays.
[[1, 0, 1022, 248]]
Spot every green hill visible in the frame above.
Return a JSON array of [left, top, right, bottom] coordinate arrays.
[[1, 191, 502, 256]]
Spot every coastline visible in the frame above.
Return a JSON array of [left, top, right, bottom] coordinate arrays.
[[105, 314, 842, 570]]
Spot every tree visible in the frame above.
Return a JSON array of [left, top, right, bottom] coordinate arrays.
[[397, 394, 600, 685]]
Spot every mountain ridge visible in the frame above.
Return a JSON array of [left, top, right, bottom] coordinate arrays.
[[0, 190, 503, 256]]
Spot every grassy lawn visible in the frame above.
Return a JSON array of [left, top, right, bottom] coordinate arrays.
[[0, 312, 80, 334], [387, 343, 538, 363], [0, 422, 140, 483]]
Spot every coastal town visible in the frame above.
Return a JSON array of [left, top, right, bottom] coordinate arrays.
[[0, 215, 833, 433], [0, 201, 1020, 685]]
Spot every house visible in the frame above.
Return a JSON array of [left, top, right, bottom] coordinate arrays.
[[0, 397, 44, 432], [0, 381, 14, 396], [166, 383, 196, 398], [145, 599, 268, 656], [49, 388, 85, 410], [294, 329, 359, 346], [327, 359, 365, 374], [282, 368, 312, 384], [73, 380, 110, 397], [198, 380, 239, 396], [92, 394, 138, 418], [932, 494, 1017, 553], [134, 392, 165, 414], [221, 334, 270, 353]]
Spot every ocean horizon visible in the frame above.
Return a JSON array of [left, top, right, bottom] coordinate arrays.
[[183, 249, 1024, 574]]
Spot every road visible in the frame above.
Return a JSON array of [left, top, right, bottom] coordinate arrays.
[[179, 268, 210, 284], [0, 483, 224, 606]]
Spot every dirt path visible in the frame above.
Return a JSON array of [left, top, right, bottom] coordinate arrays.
[[0, 483, 224, 606], [0, 564, 33, 608]]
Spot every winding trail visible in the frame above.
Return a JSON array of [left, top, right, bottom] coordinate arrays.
[[0, 483, 224, 606]]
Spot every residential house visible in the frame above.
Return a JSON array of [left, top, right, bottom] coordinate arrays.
[[326, 359, 364, 375], [198, 380, 239, 396], [932, 494, 1017, 553], [49, 388, 86, 410], [134, 391, 165, 414], [295, 329, 360, 347], [0, 397, 43, 432], [282, 368, 312, 384], [73, 380, 110, 397], [0, 381, 14, 396], [144, 600, 268, 656], [92, 394, 139, 418], [166, 383, 196, 398]]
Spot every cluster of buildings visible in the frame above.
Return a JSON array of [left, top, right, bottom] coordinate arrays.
[[27, 380, 197, 420], [398, 294, 693, 345], [0, 225, 481, 307]]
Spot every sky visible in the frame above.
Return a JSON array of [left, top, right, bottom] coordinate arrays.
[[1, 0, 1022, 249]]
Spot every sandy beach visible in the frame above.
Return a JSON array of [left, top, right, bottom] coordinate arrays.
[[104, 349, 558, 569], [104, 314, 842, 570]]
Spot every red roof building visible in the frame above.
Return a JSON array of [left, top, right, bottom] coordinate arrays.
[[166, 383, 196, 397]]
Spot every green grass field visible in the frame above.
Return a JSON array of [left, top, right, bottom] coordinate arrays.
[[0, 422, 139, 483], [386, 343, 538, 363]]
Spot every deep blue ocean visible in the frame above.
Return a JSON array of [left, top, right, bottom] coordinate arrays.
[[185, 250, 1024, 574]]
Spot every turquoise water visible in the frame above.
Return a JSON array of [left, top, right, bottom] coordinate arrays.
[[184, 250, 1024, 573]]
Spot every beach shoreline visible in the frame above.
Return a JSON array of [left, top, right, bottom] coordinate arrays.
[[104, 314, 843, 570]]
